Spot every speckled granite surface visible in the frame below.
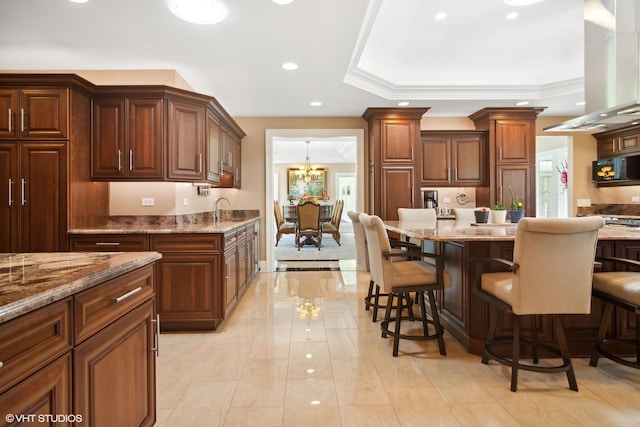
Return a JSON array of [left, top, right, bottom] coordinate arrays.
[[577, 204, 640, 217], [68, 211, 260, 234], [0, 252, 162, 324], [385, 218, 640, 242]]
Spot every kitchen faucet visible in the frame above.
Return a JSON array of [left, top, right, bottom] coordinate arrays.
[[213, 197, 230, 222]]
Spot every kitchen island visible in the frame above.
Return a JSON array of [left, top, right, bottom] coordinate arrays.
[[68, 214, 261, 331], [0, 251, 161, 426], [384, 219, 640, 356]]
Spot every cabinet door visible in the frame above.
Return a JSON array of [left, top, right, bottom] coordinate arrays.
[[20, 142, 68, 252], [156, 252, 221, 330], [497, 164, 530, 213], [74, 300, 156, 427], [92, 97, 127, 178], [20, 88, 69, 140], [420, 135, 450, 185], [380, 119, 416, 163], [0, 354, 72, 425], [0, 88, 19, 140], [380, 166, 415, 220], [224, 247, 238, 313], [206, 110, 222, 184], [127, 98, 164, 179], [237, 238, 248, 294], [167, 100, 205, 181], [496, 120, 532, 163], [452, 135, 485, 185], [0, 143, 19, 252]]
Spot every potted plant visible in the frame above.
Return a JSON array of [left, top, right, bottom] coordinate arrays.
[[508, 186, 525, 223], [474, 207, 490, 224], [490, 202, 507, 224]]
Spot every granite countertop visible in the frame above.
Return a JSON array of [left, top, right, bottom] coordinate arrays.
[[384, 219, 640, 242], [68, 216, 261, 235], [0, 251, 162, 324]]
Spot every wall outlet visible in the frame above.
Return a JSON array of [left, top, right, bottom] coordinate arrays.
[[183, 198, 189, 206], [141, 197, 155, 207], [577, 198, 591, 207], [633, 196, 640, 202], [442, 197, 451, 203]]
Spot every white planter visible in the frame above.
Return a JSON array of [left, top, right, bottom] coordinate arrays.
[[490, 210, 507, 224]]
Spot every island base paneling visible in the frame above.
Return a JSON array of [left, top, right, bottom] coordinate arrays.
[[431, 239, 638, 357]]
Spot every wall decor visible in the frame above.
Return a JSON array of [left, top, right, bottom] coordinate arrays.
[[288, 168, 326, 198]]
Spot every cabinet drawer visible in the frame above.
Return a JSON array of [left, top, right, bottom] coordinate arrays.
[[74, 264, 154, 343], [0, 298, 73, 394], [69, 234, 150, 251], [150, 234, 221, 252]]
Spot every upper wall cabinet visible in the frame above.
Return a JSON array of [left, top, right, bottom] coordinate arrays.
[[595, 125, 640, 159], [207, 98, 245, 188], [0, 88, 69, 140], [421, 131, 486, 186], [91, 86, 243, 183]]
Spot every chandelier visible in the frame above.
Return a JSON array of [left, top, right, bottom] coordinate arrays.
[[302, 140, 314, 183]]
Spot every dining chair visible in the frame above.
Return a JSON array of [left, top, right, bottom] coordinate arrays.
[[322, 200, 344, 245], [296, 201, 322, 250], [360, 213, 448, 357], [473, 216, 605, 392], [590, 256, 640, 370], [274, 200, 295, 246]]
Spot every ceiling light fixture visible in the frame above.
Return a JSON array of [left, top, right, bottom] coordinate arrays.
[[435, 12, 447, 20], [282, 62, 298, 70], [397, 101, 410, 106], [167, 0, 228, 25], [69, 0, 88, 3], [272, 0, 294, 5], [516, 101, 529, 106], [503, 0, 544, 5], [301, 141, 317, 184], [506, 12, 519, 19], [310, 101, 322, 107]]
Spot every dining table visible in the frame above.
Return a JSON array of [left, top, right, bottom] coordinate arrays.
[[382, 218, 640, 357], [282, 203, 333, 223]]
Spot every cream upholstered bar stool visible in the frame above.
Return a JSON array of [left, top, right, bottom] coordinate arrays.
[[397, 208, 437, 246], [360, 213, 449, 357], [590, 257, 640, 369], [474, 216, 604, 392]]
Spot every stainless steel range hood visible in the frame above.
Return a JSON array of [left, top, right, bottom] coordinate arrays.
[[545, 0, 640, 132]]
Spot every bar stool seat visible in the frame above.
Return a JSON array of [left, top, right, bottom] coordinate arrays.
[[590, 257, 640, 370]]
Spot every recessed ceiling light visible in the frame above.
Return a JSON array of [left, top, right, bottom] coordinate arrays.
[[576, 101, 586, 106], [281, 62, 298, 70], [516, 101, 529, 106], [435, 12, 447, 20], [310, 101, 322, 107], [506, 12, 519, 19], [69, 0, 88, 3], [167, 0, 228, 25], [503, 0, 544, 5], [397, 101, 410, 106], [272, 0, 294, 4]]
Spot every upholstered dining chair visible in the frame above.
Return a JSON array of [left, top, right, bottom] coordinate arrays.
[[296, 201, 322, 250], [274, 200, 295, 246], [452, 208, 477, 224], [397, 208, 437, 246], [360, 213, 448, 357], [322, 200, 344, 245], [473, 216, 605, 392], [590, 256, 640, 370]]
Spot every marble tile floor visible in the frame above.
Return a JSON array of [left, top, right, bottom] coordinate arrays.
[[155, 267, 640, 427]]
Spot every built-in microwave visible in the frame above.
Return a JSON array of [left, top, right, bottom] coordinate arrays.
[[592, 156, 640, 182]]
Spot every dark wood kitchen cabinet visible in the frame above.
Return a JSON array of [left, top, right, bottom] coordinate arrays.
[[362, 107, 429, 220], [0, 87, 68, 140], [595, 125, 640, 158], [0, 142, 67, 252], [91, 96, 164, 179], [470, 107, 544, 215], [208, 99, 245, 188], [420, 131, 486, 186], [167, 99, 205, 181]]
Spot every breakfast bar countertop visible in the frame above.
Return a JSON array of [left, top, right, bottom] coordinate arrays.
[[0, 251, 162, 324], [67, 217, 261, 235], [384, 219, 640, 242]]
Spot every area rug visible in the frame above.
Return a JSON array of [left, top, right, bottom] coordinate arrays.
[[274, 232, 356, 261]]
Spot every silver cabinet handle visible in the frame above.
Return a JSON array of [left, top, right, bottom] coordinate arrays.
[[117, 149, 122, 171], [114, 286, 142, 303], [20, 108, 24, 132], [447, 168, 451, 183], [7, 108, 11, 133], [229, 151, 233, 168], [198, 153, 203, 174], [226, 260, 230, 279], [129, 149, 133, 171], [21, 178, 25, 205], [151, 314, 160, 357], [0, 361, 3, 369], [95, 242, 120, 246], [7, 179, 12, 206]]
